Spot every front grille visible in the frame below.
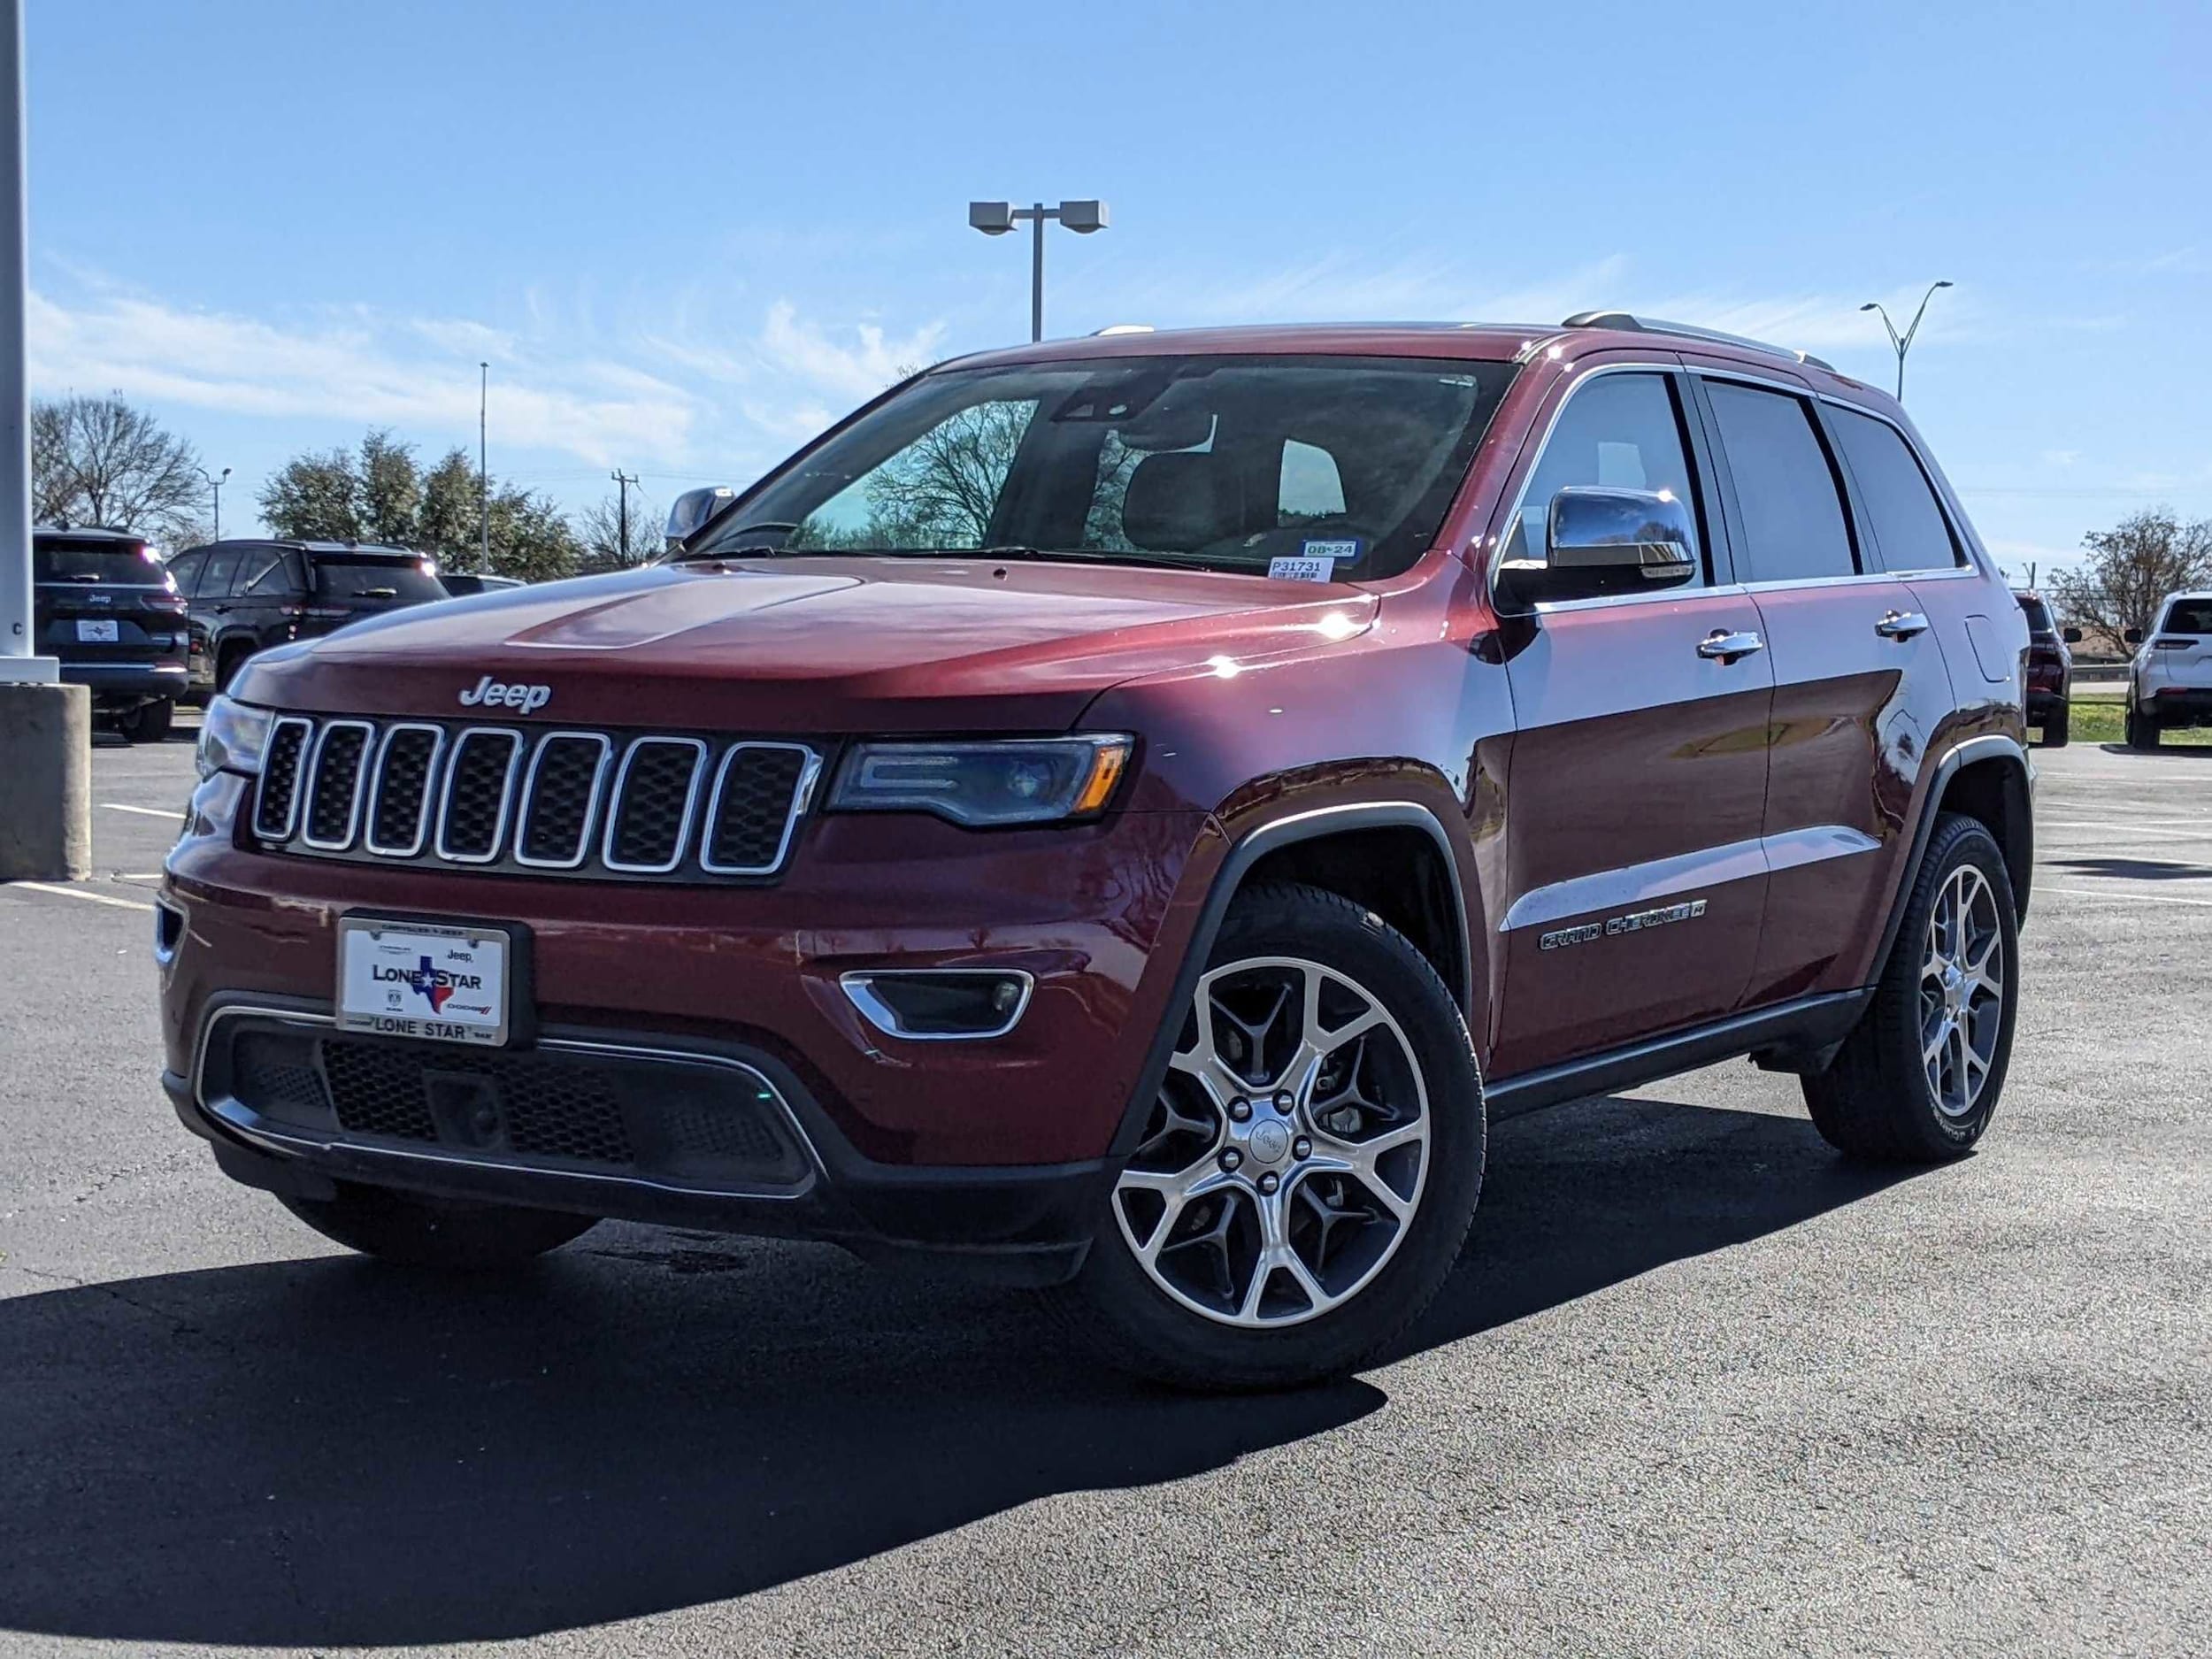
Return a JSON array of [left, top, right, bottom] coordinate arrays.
[[219, 1025, 810, 1189], [249, 713, 818, 884]]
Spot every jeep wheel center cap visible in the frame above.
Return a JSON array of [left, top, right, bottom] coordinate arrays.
[[1248, 1119, 1292, 1165]]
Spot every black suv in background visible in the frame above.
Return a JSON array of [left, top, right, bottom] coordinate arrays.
[[166, 541, 449, 699], [2016, 590, 2078, 748], [32, 525, 189, 742]]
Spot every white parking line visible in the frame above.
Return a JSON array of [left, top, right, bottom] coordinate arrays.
[[8, 881, 156, 913], [102, 803, 183, 819], [2041, 886, 2212, 910]]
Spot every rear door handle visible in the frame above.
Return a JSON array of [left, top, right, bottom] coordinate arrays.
[[1876, 611, 1930, 641], [1697, 629, 1765, 662]]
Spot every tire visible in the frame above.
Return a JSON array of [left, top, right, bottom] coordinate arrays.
[[277, 1181, 597, 1270], [1054, 882, 1486, 1391], [2041, 703, 2069, 749], [118, 698, 174, 744], [1801, 814, 2018, 1163], [2126, 705, 2161, 750]]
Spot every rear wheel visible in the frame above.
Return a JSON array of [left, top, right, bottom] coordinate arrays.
[[2126, 704, 2161, 750], [117, 697, 173, 744], [2041, 703, 2070, 749], [1801, 814, 2017, 1162], [278, 1181, 596, 1270], [1055, 883, 1485, 1391]]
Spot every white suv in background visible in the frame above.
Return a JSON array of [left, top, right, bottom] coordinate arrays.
[[2126, 592, 2212, 749]]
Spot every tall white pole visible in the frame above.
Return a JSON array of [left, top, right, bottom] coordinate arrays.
[[0, 0, 52, 686]]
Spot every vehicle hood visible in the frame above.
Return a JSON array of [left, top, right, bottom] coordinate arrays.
[[234, 556, 1379, 732]]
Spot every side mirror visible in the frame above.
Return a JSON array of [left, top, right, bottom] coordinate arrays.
[[665, 486, 738, 550], [2124, 627, 2144, 646], [2062, 626, 2083, 644], [1496, 487, 1699, 611]]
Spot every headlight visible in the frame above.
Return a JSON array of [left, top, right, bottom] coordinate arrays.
[[196, 695, 273, 781], [829, 735, 1133, 827]]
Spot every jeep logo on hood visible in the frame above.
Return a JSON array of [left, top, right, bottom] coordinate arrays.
[[458, 675, 551, 713]]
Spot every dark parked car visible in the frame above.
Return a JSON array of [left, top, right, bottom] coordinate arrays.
[[33, 524, 189, 741], [165, 540, 449, 699], [2016, 590, 2078, 747], [162, 314, 2032, 1389], [438, 572, 525, 598]]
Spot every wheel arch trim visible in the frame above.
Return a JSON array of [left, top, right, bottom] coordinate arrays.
[[1869, 733, 2032, 984], [1107, 797, 1476, 1163]]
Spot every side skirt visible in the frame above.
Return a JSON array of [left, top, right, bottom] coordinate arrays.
[[1484, 989, 1871, 1118]]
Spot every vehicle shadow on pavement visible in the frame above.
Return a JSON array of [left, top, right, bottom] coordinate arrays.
[[0, 1095, 1908, 1647]]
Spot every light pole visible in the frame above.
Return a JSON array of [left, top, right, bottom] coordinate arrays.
[[967, 199, 1109, 342], [1860, 280, 1952, 402], [477, 362, 490, 573], [198, 465, 230, 543]]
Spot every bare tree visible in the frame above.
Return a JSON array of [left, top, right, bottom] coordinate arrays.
[[31, 393, 204, 546], [2047, 508, 2212, 649], [576, 491, 664, 572]]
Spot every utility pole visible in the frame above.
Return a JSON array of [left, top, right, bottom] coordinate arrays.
[[478, 361, 490, 572], [611, 469, 639, 565], [198, 465, 230, 543], [0, 0, 90, 880], [1860, 280, 1952, 403]]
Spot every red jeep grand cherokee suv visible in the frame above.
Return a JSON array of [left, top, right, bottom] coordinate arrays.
[[159, 315, 2032, 1389]]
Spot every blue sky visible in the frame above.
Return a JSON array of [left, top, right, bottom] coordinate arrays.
[[27, 0, 2210, 578]]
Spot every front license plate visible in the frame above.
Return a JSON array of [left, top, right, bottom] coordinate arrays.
[[76, 618, 119, 643], [336, 918, 510, 1046]]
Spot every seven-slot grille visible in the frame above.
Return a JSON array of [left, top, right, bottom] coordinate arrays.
[[251, 714, 820, 883]]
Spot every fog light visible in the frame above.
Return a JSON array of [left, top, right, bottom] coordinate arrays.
[[841, 970, 1034, 1041]]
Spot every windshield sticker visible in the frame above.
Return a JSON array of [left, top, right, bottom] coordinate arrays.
[[1301, 539, 1361, 563], [1268, 556, 1338, 584]]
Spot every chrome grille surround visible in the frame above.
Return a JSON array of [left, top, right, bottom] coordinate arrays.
[[247, 713, 818, 884]]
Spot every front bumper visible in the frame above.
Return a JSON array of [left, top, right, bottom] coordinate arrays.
[[169, 996, 1111, 1285]]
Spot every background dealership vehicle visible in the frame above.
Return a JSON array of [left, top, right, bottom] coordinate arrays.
[[32, 524, 189, 742], [438, 572, 526, 598], [2124, 591, 2212, 749], [2016, 590, 2078, 748], [164, 540, 448, 700], [158, 317, 2032, 1390]]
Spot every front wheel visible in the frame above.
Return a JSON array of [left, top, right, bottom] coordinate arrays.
[[1056, 883, 1485, 1391], [1801, 814, 2018, 1162], [278, 1181, 597, 1270]]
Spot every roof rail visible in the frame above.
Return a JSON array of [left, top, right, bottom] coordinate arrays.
[[1561, 311, 1835, 373]]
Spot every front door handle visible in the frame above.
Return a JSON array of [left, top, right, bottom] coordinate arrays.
[[1876, 610, 1931, 641], [1697, 629, 1765, 662]]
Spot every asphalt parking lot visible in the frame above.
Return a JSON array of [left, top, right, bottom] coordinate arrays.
[[3, 722, 2208, 1657]]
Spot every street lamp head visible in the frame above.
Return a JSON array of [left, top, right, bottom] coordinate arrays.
[[1057, 198, 1108, 234], [1934, 280, 1954, 289], [1859, 302, 1880, 312], [219, 466, 231, 481], [968, 200, 1015, 235]]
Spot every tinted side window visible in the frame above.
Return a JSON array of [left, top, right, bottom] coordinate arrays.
[[1830, 407, 1960, 572], [165, 549, 208, 595], [198, 546, 247, 599], [242, 549, 304, 595], [1509, 372, 1703, 584], [1704, 381, 1855, 582]]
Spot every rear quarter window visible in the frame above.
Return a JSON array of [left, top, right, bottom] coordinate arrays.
[[1829, 407, 1962, 572]]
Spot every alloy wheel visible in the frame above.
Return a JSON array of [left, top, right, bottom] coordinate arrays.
[[1920, 864, 2004, 1119], [1113, 956, 1430, 1327]]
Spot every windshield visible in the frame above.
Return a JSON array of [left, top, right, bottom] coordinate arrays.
[[692, 354, 1518, 580], [35, 536, 164, 584], [312, 556, 447, 603]]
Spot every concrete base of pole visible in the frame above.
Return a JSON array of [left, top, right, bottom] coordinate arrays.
[[0, 680, 91, 880]]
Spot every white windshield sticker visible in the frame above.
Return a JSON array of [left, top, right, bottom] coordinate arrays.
[[1268, 556, 1336, 583], [1301, 539, 1360, 562]]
